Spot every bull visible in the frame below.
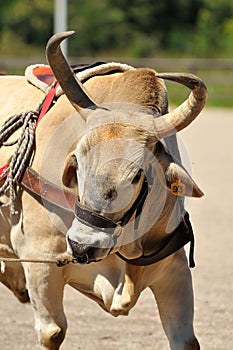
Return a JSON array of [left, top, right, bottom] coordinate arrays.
[[0, 31, 207, 350]]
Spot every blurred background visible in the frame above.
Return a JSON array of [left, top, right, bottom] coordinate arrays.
[[0, 0, 232, 107]]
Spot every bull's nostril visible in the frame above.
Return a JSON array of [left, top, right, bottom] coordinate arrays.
[[68, 238, 88, 257], [103, 189, 118, 201], [67, 237, 111, 264], [68, 238, 97, 265], [77, 254, 90, 264]]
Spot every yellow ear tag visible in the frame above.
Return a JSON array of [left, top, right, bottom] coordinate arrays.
[[171, 180, 186, 196]]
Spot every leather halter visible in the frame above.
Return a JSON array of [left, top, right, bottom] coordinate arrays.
[[20, 167, 195, 268], [75, 178, 148, 231], [21, 167, 148, 231]]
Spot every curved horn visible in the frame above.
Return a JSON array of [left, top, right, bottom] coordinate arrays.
[[46, 31, 97, 110], [153, 73, 207, 139]]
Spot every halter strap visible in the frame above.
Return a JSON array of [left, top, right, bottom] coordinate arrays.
[[21, 167, 148, 231], [116, 212, 195, 268]]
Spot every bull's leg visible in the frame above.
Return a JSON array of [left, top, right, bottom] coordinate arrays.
[[149, 252, 200, 350], [24, 263, 67, 350]]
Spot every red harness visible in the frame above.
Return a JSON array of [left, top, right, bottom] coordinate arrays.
[[37, 82, 59, 125]]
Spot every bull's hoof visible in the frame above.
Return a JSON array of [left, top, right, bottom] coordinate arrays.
[[15, 289, 30, 303], [110, 308, 129, 317], [185, 337, 200, 350], [40, 323, 65, 350]]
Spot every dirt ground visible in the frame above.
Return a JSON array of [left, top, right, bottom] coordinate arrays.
[[0, 107, 232, 350]]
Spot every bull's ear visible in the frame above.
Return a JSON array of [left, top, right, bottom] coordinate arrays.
[[62, 154, 77, 188], [154, 141, 204, 197], [165, 162, 204, 197]]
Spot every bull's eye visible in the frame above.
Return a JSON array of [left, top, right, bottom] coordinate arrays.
[[132, 169, 142, 184]]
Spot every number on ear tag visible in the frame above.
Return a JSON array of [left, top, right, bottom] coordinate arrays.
[[171, 181, 186, 196]]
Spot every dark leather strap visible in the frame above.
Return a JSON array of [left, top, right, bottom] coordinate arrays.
[[21, 167, 148, 231], [75, 201, 117, 230], [116, 212, 195, 267], [120, 178, 148, 228]]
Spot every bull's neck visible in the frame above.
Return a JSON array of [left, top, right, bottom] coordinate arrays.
[[140, 194, 184, 256]]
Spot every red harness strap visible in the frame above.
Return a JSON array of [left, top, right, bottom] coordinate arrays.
[[0, 164, 9, 179], [0, 82, 59, 180], [36, 82, 59, 125]]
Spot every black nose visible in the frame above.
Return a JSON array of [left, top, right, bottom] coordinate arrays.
[[68, 237, 94, 264]]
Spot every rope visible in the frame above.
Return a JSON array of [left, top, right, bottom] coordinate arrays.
[[0, 256, 75, 267], [0, 109, 39, 214], [0, 257, 57, 264]]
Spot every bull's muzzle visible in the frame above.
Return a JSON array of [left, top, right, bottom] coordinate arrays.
[[68, 178, 149, 264], [67, 237, 113, 264]]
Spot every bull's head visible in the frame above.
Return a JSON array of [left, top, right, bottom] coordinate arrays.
[[46, 31, 207, 264]]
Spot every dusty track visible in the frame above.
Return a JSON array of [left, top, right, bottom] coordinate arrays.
[[0, 107, 232, 349]]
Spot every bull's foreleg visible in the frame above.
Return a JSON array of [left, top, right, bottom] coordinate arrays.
[[149, 251, 200, 350], [23, 263, 67, 350]]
